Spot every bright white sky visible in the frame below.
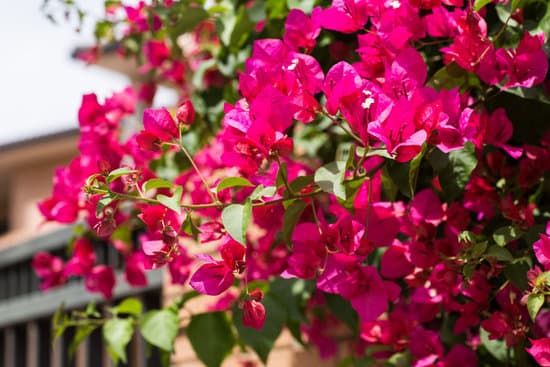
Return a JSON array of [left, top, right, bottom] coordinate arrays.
[[0, 1, 130, 145]]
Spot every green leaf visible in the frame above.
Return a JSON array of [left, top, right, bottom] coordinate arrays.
[[286, 0, 314, 12], [428, 143, 477, 201], [314, 161, 347, 200], [527, 293, 545, 321], [458, 230, 476, 245], [114, 298, 142, 317], [157, 186, 183, 214], [470, 241, 488, 259], [485, 245, 514, 262], [480, 328, 507, 362], [227, 6, 255, 51], [288, 175, 314, 194], [493, 226, 524, 246], [428, 62, 479, 92], [355, 146, 394, 159], [324, 293, 359, 333], [536, 271, 550, 287], [511, 0, 523, 11], [140, 309, 179, 352], [221, 202, 252, 245], [52, 303, 67, 342], [269, 278, 314, 323], [386, 352, 411, 367], [408, 149, 424, 197], [86, 302, 101, 318], [216, 177, 254, 193], [250, 185, 277, 200], [69, 325, 96, 358], [170, 290, 201, 312], [381, 166, 399, 202], [247, 0, 266, 22], [504, 258, 531, 290], [94, 20, 114, 40], [505, 85, 550, 105], [182, 214, 202, 238], [96, 192, 116, 217], [386, 161, 414, 198], [85, 173, 102, 188], [462, 263, 476, 281], [170, 6, 209, 35], [232, 294, 286, 364], [106, 167, 138, 183], [265, 0, 289, 19], [276, 163, 289, 189], [103, 319, 134, 364], [474, 0, 493, 11], [282, 200, 307, 245], [142, 178, 174, 192], [187, 312, 235, 367]]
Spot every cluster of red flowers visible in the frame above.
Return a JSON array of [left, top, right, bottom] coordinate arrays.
[[35, 0, 550, 365]]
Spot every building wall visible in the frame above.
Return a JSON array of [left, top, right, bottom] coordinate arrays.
[[0, 133, 78, 250]]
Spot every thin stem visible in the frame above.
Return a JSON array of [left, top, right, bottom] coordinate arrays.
[[110, 188, 323, 210], [321, 111, 365, 146], [471, 14, 512, 68], [354, 145, 369, 178], [415, 38, 451, 48], [170, 141, 219, 204], [275, 156, 294, 197], [310, 199, 322, 233]]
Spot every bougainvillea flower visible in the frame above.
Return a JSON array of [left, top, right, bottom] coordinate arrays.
[[381, 240, 414, 279], [124, 252, 148, 287], [383, 46, 427, 98], [442, 33, 492, 72], [409, 327, 444, 365], [318, 254, 389, 321], [286, 223, 326, 278], [284, 7, 322, 51], [527, 338, 550, 366], [533, 223, 550, 270], [409, 189, 444, 226], [500, 32, 549, 89], [64, 238, 96, 277], [368, 98, 427, 162], [85, 265, 116, 299], [320, 0, 370, 33], [190, 240, 245, 295], [168, 246, 194, 285], [32, 252, 67, 291], [141, 240, 172, 269], [482, 108, 523, 159], [141, 40, 170, 72], [142, 107, 179, 142]]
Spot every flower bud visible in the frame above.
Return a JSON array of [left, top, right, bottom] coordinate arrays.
[[242, 299, 266, 330], [249, 288, 264, 302], [176, 100, 195, 126], [162, 225, 178, 246], [93, 217, 116, 238]]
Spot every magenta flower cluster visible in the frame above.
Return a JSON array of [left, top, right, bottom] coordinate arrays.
[[34, 0, 550, 365]]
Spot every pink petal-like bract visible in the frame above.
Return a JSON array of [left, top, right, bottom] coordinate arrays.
[[189, 263, 235, 295]]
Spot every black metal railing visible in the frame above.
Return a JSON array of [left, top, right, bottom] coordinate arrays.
[[0, 228, 164, 367]]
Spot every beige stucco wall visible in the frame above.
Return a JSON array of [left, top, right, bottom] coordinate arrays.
[[0, 133, 78, 249]]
